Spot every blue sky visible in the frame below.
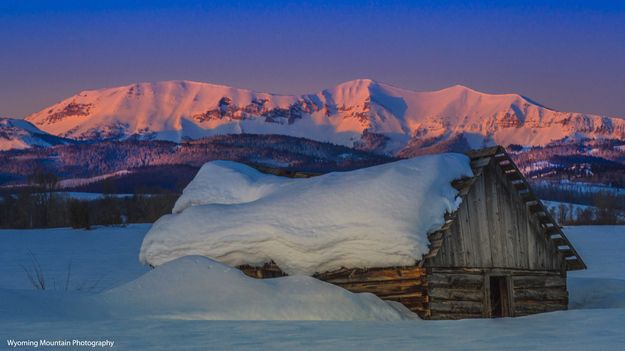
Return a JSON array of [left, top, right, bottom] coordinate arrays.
[[1, 0, 624, 118]]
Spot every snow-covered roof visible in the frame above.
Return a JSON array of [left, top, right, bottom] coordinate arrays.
[[139, 153, 473, 275]]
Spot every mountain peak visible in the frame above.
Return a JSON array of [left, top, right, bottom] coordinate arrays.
[[0, 117, 69, 151], [331, 78, 379, 92]]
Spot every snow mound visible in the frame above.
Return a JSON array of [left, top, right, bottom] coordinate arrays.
[[101, 256, 415, 321], [172, 161, 300, 213], [140, 153, 472, 274]]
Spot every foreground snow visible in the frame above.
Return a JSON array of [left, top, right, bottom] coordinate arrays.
[[141, 154, 472, 274], [0, 225, 624, 349], [0, 256, 413, 322], [0, 224, 150, 291], [2, 309, 624, 351]]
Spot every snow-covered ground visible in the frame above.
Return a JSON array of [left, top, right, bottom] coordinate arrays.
[[0, 225, 624, 349], [0, 224, 150, 291]]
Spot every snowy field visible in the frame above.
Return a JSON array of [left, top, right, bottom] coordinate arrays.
[[0, 225, 624, 350]]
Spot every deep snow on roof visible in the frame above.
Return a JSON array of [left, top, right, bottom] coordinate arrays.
[[140, 153, 473, 274]]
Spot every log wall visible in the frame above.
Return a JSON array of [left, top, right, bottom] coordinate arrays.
[[315, 266, 429, 317], [427, 268, 485, 319], [511, 271, 568, 316], [426, 267, 568, 319], [238, 264, 568, 319]]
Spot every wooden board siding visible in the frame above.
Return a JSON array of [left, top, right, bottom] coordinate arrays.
[[238, 265, 568, 319], [239, 264, 431, 318], [315, 266, 429, 317], [426, 158, 565, 272], [427, 268, 485, 319], [427, 268, 568, 319], [512, 271, 568, 316]]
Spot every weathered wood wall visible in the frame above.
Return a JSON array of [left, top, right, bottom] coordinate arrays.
[[239, 264, 431, 318], [427, 268, 568, 319], [427, 268, 485, 319], [315, 266, 429, 317], [512, 271, 568, 316], [427, 158, 565, 271]]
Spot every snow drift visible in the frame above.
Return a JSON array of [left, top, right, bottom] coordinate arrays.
[[171, 161, 301, 213], [0, 256, 414, 321], [140, 153, 473, 274], [100, 256, 414, 321]]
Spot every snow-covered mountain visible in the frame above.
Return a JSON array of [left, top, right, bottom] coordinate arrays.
[[24, 79, 625, 154], [0, 117, 69, 151]]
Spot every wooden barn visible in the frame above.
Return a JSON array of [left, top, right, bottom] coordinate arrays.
[[239, 146, 586, 319]]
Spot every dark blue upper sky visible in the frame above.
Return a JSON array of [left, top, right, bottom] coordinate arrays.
[[1, 0, 624, 118]]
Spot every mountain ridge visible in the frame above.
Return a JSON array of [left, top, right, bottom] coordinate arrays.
[[0, 117, 71, 151], [17, 79, 625, 154]]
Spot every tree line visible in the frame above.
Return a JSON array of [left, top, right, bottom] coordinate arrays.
[[535, 181, 624, 225], [0, 170, 178, 229]]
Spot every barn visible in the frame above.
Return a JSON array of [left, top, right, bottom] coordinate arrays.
[[238, 146, 586, 319]]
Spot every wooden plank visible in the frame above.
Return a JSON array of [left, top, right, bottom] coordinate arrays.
[[429, 288, 484, 302], [427, 273, 484, 288], [428, 312, 484, 320], [566, 260, 586, 271], [514, 301, 567, 314], [506, 172, 524, 181], [428, 231, 445, 241], [334, 282, 427, 297], [528, 203, 542, 214], [544, 226, 561, 236], [381, 292, 427, 300], [316, 266, 425, 282], [514, 288, 568, 301], [429, 267, 485, 274], [500, 163, 516, 172], [473, 173, 491, 266], [514, 182, 528, 191], [429, 300, 483, 314], [470, 157, 492, 169], [512, 276, 566, 288], [451, 177, 476, 190]]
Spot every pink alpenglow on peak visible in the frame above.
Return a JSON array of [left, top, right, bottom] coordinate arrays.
[[21, 79, 625, 154]]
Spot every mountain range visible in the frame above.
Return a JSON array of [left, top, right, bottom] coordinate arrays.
[[12, 79, 624, 155], [1, 79, 624, 198]]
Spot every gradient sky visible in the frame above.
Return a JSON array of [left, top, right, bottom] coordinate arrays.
[[1, 0, 625, 118]]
